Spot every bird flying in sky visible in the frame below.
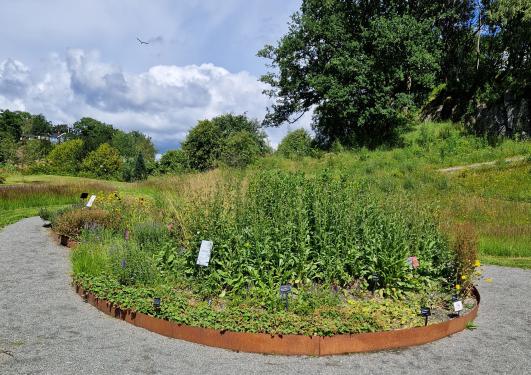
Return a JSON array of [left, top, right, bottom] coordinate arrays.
[[136, 37, 149, 45]]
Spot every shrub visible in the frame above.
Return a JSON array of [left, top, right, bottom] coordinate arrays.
[[158, 149, 188, 174], [277, 129, 314, 159], [81, 143, 123, 179], [132, 221, 171, 253], [0, 175, 5, 184], [47, 139, 84, 174], [109, 240, 159, 286], [53, 208, 118, 239], [18, 139, 53, 165], [220, 131, 262, 168], [451, 223, 479, 282]]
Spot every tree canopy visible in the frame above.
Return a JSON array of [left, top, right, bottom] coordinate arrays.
[[182, 114, 269, 171], [259, 0, 531, 146]]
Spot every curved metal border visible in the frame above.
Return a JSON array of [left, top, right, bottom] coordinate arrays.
[[74, 284, 479, 355]]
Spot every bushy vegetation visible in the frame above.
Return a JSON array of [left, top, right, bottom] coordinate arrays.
[[276, 129, 315, 159], [50, 151, 487, 335], [173, 170, 456, 297], [81, 143, 123, 179], [0, 110, 155, 181], [181, 114, 269, 171]]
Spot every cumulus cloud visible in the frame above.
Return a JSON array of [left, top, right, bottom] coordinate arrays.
[[0, 59, 31, 99], [0, 49, 311, 151]]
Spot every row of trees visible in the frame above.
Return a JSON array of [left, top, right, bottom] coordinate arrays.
[[0, 110, 155, 181], [259, 0, 530, 148], [1, 108, 317, 180]]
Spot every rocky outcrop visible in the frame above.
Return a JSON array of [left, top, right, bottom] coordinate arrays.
[[469, 91, 530, 138]]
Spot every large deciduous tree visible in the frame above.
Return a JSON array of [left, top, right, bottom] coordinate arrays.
[[259, 0, 443, 148], [71, 117, 116, 156]]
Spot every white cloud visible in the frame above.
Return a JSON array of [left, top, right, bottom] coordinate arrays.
[[0, 59, 32, 98], [0, 49, 311, 151]]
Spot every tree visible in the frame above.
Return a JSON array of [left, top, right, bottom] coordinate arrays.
[[220, 131, 262, 168], [72, 117, 115, 156], [112, 130, 156, 161], [81, 143, 123, 179], [486, 0, 530, 94], [182, 120, 222, 171], [0, 110, 31, 141], [30, 114, 52, 136], [182, 114, 268, 171], [259, 0, 444, 148], [133, 153, 147, 181], [277, 129, 314, 159], [159, 149, 188, 174], [18, 139, 53, 165], [47, 139, 84, 174], [0, 134, 17, 163]]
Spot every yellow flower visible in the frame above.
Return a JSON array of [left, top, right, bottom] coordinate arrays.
[[485, 278, 493, 283], [455, 284, 461, 291], [474, 260, 481, 267], [461, 275, 468, 281]]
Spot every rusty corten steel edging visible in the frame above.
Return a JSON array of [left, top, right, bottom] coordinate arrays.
[[75, 285, 479, 356]]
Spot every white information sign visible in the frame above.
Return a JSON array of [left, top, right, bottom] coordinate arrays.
[[196, 240, 213, 267], [453, 300, 463, 312], [86, 195, 97, 208]]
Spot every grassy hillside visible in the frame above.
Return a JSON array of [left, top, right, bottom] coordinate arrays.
[[1, 122, 530, 268]]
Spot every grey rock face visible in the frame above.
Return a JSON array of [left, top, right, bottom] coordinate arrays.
[[472, 91, 530, 138]]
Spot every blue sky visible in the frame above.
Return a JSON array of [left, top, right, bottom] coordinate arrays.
[[0, 1, 309, 152]]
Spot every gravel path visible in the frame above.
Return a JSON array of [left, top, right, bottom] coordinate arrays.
[[0, 217, 529, 375]]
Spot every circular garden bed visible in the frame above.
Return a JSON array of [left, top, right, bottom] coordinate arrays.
[[47, 170, 482, 354]]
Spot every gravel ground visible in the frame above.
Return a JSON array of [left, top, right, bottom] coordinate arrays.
[[0, 217, 530, 375]]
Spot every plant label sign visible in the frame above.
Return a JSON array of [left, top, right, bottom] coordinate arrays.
[[196, 240, 213, 267], [420, 307, 431, 317], [80, 192, 88, 199], [280, 284, 292, 295], [453, 300, 463, 312], [86, 195, 96, 207]]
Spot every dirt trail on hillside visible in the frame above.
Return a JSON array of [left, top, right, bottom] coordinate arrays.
[[437, 156, 526, 173]]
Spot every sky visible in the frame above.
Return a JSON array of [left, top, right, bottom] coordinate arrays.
[[0, 0, 310, 152]]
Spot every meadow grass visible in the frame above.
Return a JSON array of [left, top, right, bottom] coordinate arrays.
[[0, 178, 115, 228], [1, 122, 529, 266]]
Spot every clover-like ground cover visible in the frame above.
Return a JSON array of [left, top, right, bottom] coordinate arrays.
[[60, 169, 479, 336]]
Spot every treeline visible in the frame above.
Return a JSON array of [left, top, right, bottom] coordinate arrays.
[[0, 110, 155, 181], [259, 0, 531, 148], [0, 110, 287, 179]]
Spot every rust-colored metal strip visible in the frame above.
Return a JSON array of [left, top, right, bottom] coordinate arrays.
[[75, 285, 479, 356]]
